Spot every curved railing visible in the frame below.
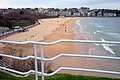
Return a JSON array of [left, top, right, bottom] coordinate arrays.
[[0, 39, 120, 80]]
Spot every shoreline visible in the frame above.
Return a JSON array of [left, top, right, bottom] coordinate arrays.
[[73, 18, 120, 78]]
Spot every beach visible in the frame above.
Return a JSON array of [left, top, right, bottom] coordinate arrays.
[[0, 17, 120, 78], [2, 18, 77, 42], [1, 17, 89, 74]]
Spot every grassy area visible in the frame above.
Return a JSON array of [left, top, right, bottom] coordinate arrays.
[[0, 71, 120, 80], [15, 20, 33, 27], [0, 20, 33, 28]]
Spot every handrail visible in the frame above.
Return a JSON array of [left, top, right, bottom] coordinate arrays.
[[44, 54, 120, 61], [0, 54, 41, 60], [44, 67, 120, 76], [0, 40, 120, 80], [0, 66, 37, 75], [1, 66, 120, 77], [1, 53, 120, 61], [1, 39, 120, 45]]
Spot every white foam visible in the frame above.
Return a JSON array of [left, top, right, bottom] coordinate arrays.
[[97, 26, 104, 28], [94, 31, 96, 34], [76, 19, 81, 27], [75, 19, 88, 40], [107, 32, 120, 36], [101, 38, 115, 54], [97, 30, 100, 33]]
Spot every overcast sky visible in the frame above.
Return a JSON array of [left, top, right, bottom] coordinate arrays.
[[0, 0, 120, 9]]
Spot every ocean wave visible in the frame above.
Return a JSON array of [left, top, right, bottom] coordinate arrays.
[[74, 19, 88, 40], [106, 32, 120, 36], [97, 26, 104, 28], [93, 31, 96, 34], [76, 19, 81, 26], [93, 30, 101, 34], [101, 38, 115, 54], [97, 30, 101, 33], [100, 31, 120, 41]]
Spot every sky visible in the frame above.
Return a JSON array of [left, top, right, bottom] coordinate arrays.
[[0, 0, 120, 9]]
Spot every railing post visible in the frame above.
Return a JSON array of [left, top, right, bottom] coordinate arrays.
[[40, 44, 45, 80], [34, 43, 38, 80]]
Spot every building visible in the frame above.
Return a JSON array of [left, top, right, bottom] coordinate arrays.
[[88, 11, 96, 17], [38, 8, 45, 14], [73, 12, 81, 17], [79, 7, 90, 17], [79, 7, 90, 12], [58, 11, 71, 17], [97, 11, 103, 17], [46, 11, 58, 17], [116, 12, 120, 17], [103, 12, 116, 17]]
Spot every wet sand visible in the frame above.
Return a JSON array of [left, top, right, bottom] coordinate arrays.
[[72, 19, 120, 78]]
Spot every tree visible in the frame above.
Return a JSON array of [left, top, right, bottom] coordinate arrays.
[[3, 9, 38, 28], [20, 11, 24, 15], [63, 8, 68, 11]]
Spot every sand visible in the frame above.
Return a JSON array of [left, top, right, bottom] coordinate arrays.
[[1, 17, 88, 74], [1, 17, 82, 56], [2, 18, 76, 42]]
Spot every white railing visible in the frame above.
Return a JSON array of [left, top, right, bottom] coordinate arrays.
[[0, 39, 120, 80]]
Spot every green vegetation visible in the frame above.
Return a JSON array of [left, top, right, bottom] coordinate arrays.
[[0, 9, 37, 29], [0, 71, 120, 80], [15, 20, 33, 27], [0, 24, 6, 27], [0, 20, 33, 28], [47, 69, 53, 74]]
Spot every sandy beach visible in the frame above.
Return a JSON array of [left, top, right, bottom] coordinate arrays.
[[1, 17, 82, 56], [0, 17, 120, 78], [2, 18, 76, 42], [1, 17, 88, 74]]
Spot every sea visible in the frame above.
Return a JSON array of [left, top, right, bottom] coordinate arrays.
[[74, 17, 120, 56]]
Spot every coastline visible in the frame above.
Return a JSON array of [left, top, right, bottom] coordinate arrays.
[[73, 18, 120, 78]]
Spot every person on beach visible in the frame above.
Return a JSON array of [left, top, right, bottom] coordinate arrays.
[[64, 27, 67, 32], [65, 29, 66, 32]]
